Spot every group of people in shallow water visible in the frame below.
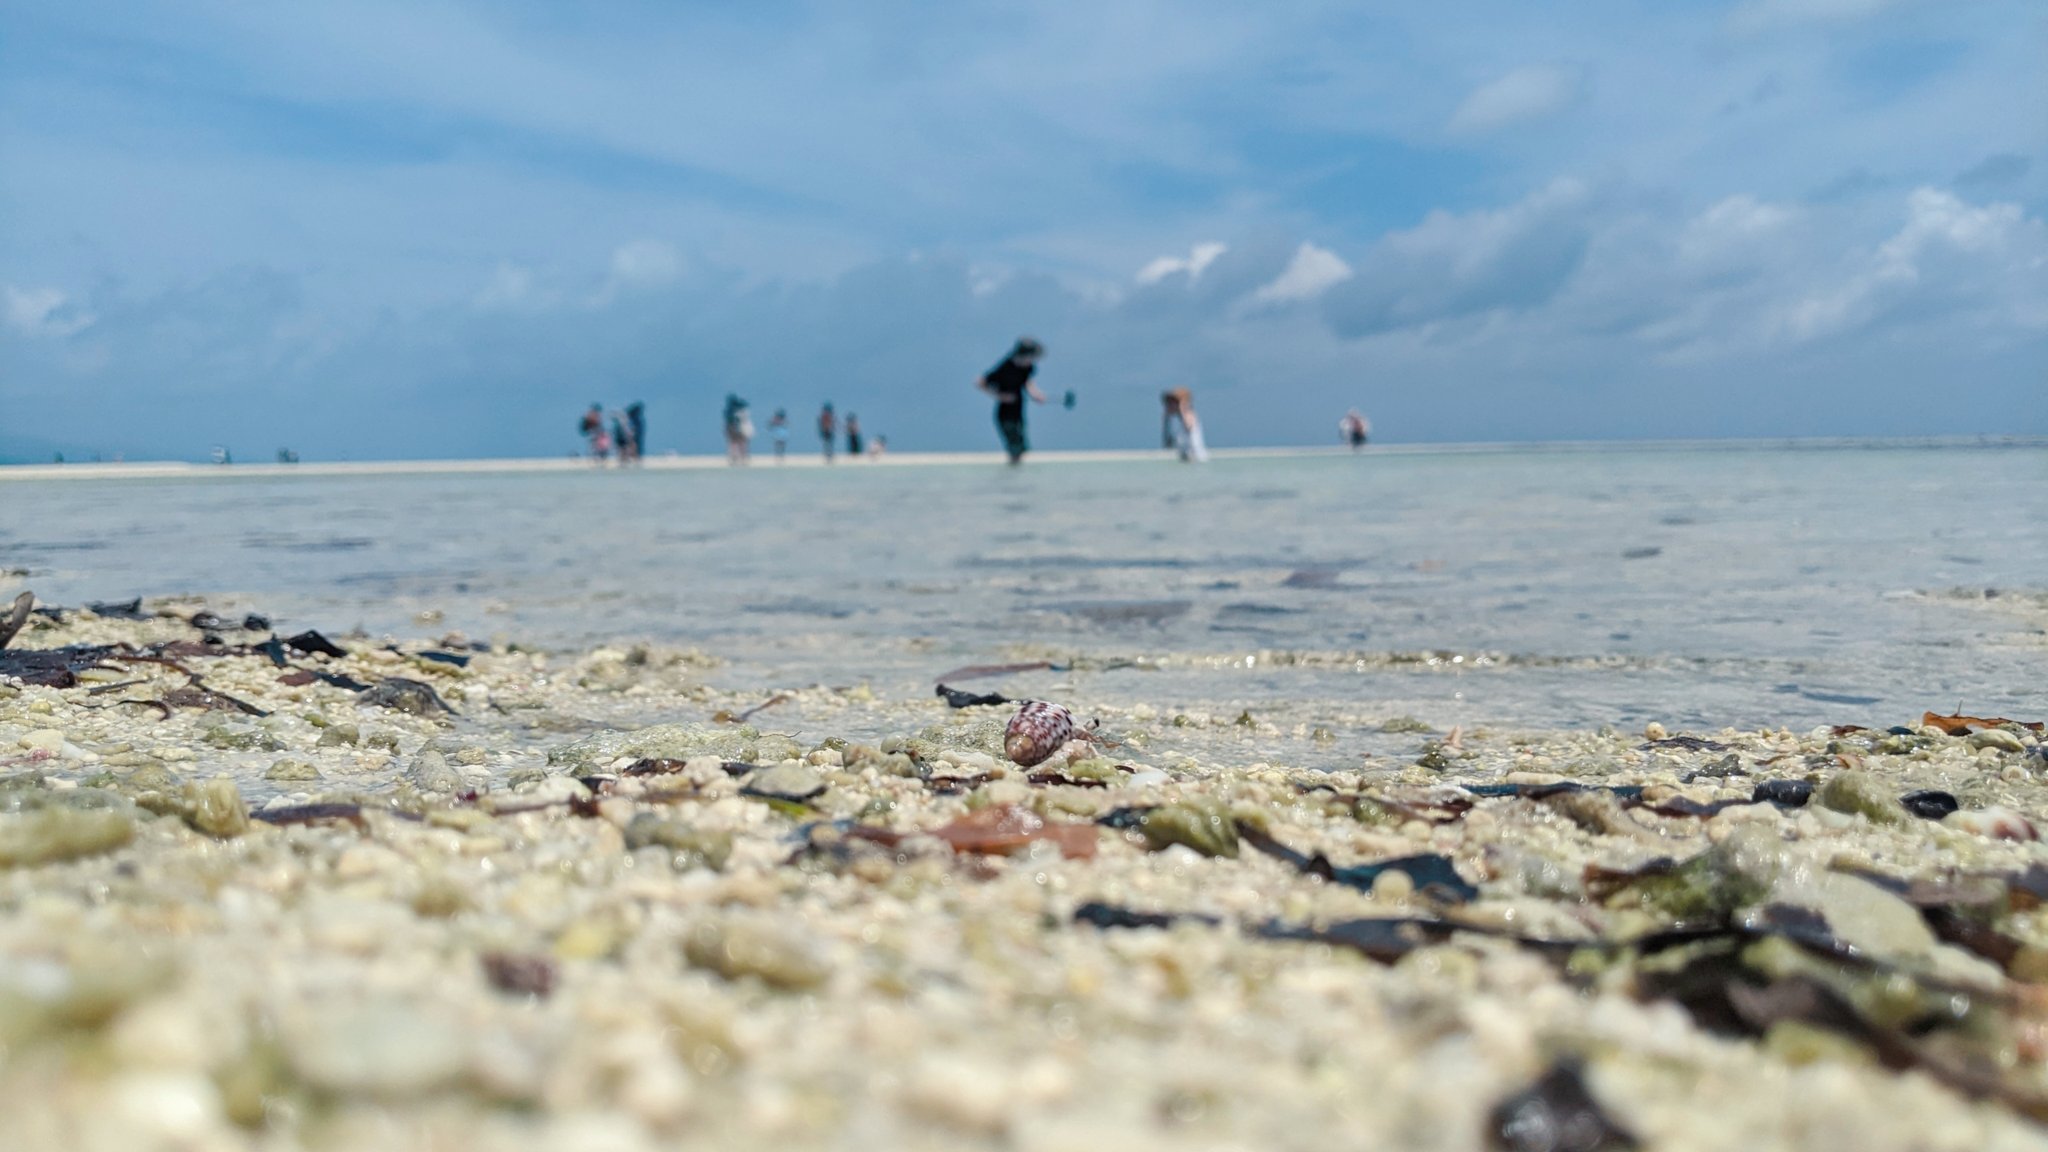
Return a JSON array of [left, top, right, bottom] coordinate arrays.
[[577, 337, 1371, 466], [579, 402, 645, 464], [714, 396, 888, 465]]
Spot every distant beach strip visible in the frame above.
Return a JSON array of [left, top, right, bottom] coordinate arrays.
[[2, 436, 2041, 481]]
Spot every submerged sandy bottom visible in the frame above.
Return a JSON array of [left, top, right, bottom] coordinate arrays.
[[3, 605, 2048, 1151]]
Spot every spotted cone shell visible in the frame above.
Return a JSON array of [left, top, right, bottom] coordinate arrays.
[[1004, 701, 1075, 767]]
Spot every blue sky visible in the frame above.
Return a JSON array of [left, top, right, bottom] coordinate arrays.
[[1, 0, 2042, 460]]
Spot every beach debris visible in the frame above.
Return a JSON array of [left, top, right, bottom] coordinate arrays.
[[1003, 700, 1075, 767], [251, 803, 366, 829], [283, 630, 350, 659], [937, 684, 1011, 708], [161, 684, 269, 716], [358, 677, 455, 716], [1488, 1061, 1638, 1152], [933, 660, 1056, 682], [1639, 735, 1730, 752], [0, 643, 119, 688], [1750, 779, 1813, 807], [1072, 903, 1213, 930], [1922, 711, 2043, 736], [1899, 789, 1960, 820], [712, 693, 791, 724], [0, 592, 33, 650], [480, 952, 558, 999], [1943, 807, 2038, 841], [929, 804, 1097, 859], [1240, 823, 1478, 902]]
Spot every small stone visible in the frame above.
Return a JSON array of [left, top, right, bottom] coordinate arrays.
[[622, 814, 733, 870], [683, 915, 831, 990], [0, 807, 135, 867], [264, 759, 321, 782], [18, 729, 65, 754], [405, 750, 464, 794], [1815, 769, 1910, 825], [740, 763, 826, 804], [1139, 800, 1240, 858], [1968, 728, 2026, 754], [283, 999, 466, 1097], [317, 723, 361, 747], [183, 776, 250, 839], [1643, 721, 1668, 741]]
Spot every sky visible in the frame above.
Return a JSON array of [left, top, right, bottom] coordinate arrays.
[[1, 0, 2043, 461]]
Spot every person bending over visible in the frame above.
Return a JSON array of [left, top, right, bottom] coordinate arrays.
[[977, 337, 1047, 465]]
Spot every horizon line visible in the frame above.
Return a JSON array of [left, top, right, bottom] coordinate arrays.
[[1, 434, 2042, 482]]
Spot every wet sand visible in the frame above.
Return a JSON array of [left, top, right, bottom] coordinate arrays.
[[3, 605, 2047, 1151]]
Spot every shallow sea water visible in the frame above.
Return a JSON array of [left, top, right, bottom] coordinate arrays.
[[4, 443, 2045, 745]]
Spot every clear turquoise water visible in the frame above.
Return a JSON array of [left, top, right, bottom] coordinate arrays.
[[5, 443, 2045, 741]]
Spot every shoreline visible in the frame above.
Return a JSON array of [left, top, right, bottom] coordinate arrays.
[[3, 434, 2041, 482], [2, 607, 2046, 1149]]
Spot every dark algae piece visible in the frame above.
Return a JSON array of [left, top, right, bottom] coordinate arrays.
[[1750, 779, 1813, 807], [1489, 1061, 1638, 1152], [1899, 789, 1960, 820], [1240, 824, 1479, 903], [481, 952, 558, 998], [936, 684, 1012, 708], [1072, 903, 1216, 930], [282, 630, 350, 658]]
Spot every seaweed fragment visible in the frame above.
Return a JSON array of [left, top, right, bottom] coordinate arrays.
[[85, 597, 147, 620], [1488, 1061, 1638, 1152], [414, 650, 471, 668], [933, 660, 1057, 682], [0, 644, 120, 688], [0, 592, 32, 650], [1072, 903, 1215, 930], [1638, 735, 1730, 752], [1259, 917, 1460, 962], [161, 685, 269, 716], [936, 684, 1011, 708], [1750, 779, 1813, 807], [283, 630, 349, 659], [251, 803, 367, 828], [1240, 824, 1479, 902], [1899, 789, 1960, 820], [713, 693, 792, 724], [1462, 782, 1645, 803]]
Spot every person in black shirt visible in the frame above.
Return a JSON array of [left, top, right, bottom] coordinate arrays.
[[977, 337, 1047, 464]]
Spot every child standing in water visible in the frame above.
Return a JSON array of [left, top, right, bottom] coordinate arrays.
[[1167, 388, 1209, 462], [976, 337, 1047, 465], [845, 414, 864, 458], [818, 403, 837, 463], [768, 409, 789, 461]]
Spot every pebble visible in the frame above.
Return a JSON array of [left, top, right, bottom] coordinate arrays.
[[183, 776, 250, 839], [682, 915, 831, 990], [1815, 769, 1910, 825], [18, 728, 65, 754], [284, 999, 468, 1097], [1968, 728, 2026, 754]]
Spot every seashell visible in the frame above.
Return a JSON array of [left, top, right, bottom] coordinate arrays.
[[1943, 806, 2039, 841], [1004, 701, 1076, 767]]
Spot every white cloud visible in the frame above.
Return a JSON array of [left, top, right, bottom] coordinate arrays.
[[1447, 66, 1580, 135], [1136, 241, 1227, 285], [1246, 243, 1354, 307], [608, 239, 683, 288], [1324, 179, 1594, 336], [1781, 188, 2048, 342], [2, 286, 94, 338]]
